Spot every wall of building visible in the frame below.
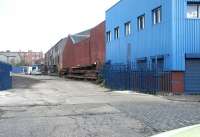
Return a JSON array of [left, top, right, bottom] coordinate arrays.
[[106, 0, 173, 70], [19, 51, 43, 66], [45, 38, 67, 71], [0, 52, 22, 65], [106, 0, 200, 71], [57, 38, 68, 70], [0, 51, 43, 66], [171, 0, 200, 71]]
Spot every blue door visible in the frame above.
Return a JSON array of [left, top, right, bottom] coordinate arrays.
[[185, 59, 200, 94]]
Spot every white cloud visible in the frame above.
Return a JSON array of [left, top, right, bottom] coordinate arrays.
[[0, 0, 119, 52]]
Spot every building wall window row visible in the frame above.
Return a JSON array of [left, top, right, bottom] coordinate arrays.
[[110, 6, 163, 42]]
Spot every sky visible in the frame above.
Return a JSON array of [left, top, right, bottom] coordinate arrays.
[[0, 0, 119, 53]]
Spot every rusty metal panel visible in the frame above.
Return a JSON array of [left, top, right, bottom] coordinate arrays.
[[90, 22, 105, 68], [61, 21, 105, 70]]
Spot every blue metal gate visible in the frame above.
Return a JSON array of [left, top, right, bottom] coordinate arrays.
[[0, 62, 12, 91], [185, 59, 200, 94]]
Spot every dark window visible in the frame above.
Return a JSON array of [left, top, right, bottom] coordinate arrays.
[[106, 31, 111, 42], [138, 15, 145, 30], [32, 66, 36, 70], [114, 27, 120, 39], [187, 2, 200, 18], [157, 58, 164, 71], [152, 6, 162, 24], [151, 58, 164, 71], [125, 21, 131, 36], [137, 59, 147, 71]]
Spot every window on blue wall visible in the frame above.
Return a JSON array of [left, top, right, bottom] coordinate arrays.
[[106, 31, 111, 42], [152, 7, 162, 25], [138, 15, 145, 31], [151, 58, 164, 71], [187, 2, 200, 19], [114, 27, 120, 39], [125, 22, 131, 36], [137, 59, 147, 71]]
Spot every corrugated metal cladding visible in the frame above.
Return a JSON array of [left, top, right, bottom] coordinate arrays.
[[0, 62, 12, 91], [106, 0, 200, 71], [172, 0, 200, 71], [62, 22, 105, 70], [106, 0, 173, 69]]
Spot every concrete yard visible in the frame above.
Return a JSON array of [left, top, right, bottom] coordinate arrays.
[[0, 75, 200, 137]]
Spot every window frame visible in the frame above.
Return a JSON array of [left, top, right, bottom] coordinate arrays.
[[106, 31, 111, 43], [138, 14, 145, 31], [114, 26, 120, 40], [152, 6, 162, 25], [137, 58, 148, 71], [124, 21, 131, 36], [187, 1, 200, 19]]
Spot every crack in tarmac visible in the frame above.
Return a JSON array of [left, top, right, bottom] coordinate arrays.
[[0, 103, 62, 108], [0, 112, 123, 120]]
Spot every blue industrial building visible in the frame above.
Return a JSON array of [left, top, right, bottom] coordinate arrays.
[[106, 0, 200, 93]]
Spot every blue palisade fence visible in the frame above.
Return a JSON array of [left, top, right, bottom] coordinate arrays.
[[0, 61, 12, 91], [101, 62, 172, 94]]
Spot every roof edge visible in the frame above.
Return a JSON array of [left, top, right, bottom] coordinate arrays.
[[106, 0, 123, 13]]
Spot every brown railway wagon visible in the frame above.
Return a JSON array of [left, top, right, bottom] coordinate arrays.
[[60, 21, 105, 79]]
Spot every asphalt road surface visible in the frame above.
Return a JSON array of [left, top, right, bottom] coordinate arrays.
[[0, 74, 200, 137]]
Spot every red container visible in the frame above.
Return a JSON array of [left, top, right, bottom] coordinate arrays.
[[61, 21, 105, 71]]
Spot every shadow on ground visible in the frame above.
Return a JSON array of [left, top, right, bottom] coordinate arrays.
[[12, 76, 42, 89]]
